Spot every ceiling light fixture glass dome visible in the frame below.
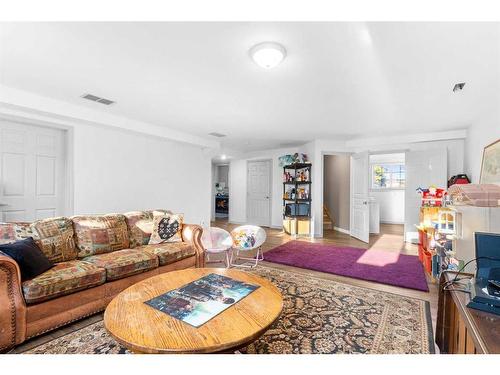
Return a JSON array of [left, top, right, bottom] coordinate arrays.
[[249, 42, 287, 69]]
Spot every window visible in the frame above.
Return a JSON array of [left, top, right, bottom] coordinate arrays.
[[371, 163, 405, 189]]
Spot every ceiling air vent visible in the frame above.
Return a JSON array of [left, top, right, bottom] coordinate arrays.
[[452, 82, 466, 92], [208, 132, 227, 138], [81, 93, 115, 105]]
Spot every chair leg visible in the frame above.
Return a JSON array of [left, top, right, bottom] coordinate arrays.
[[230, 246, 263, 269], [224, 249, 232, 268]]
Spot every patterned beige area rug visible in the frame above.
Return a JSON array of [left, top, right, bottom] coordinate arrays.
[[23, 265, 435, 354]]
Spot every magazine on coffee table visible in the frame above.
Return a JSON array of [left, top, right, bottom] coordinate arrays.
[[144, 273, 259, 327]]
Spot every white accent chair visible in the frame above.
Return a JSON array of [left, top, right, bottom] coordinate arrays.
[[229, 225, 267, 268], [201, 227, 234, 268]]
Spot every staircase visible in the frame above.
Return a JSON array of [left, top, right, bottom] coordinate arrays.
[[323, 205, 334, 231]]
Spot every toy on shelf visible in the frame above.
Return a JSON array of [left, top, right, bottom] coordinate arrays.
[[416, 185, 446, 207], [283, 171, 294, 182], [437, 209, 456, 234], [447, 174, 470, 188], [278, 153, 309, 167], [417, 194, 459, 281]]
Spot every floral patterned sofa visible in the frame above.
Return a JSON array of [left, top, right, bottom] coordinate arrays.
[[0, 210, 205, 351]]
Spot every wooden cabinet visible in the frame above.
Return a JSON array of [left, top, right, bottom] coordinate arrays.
[[436, 272, 500, 353]]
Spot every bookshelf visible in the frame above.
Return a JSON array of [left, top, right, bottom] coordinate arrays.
[[282, 163, 312, 236]]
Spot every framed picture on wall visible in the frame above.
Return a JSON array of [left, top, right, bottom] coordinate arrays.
[[480, 138, 500, 184]]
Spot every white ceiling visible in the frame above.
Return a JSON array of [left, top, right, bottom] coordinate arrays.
[[0, 22, 499, 152]]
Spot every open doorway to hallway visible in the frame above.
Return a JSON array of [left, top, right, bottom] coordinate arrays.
[[212, 162, 230, 225], [323, 153, 351, 235]]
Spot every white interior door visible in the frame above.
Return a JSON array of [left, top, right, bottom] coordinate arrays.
[[350, 151, 370, 243], [247, 160, 271, 227], [0, 120, 67, 222], [404, 148, 447, 243]]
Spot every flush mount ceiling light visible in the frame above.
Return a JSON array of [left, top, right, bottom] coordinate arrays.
[[249, 42, 287, 69]]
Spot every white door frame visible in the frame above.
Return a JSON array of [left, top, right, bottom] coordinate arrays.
[[246, 159, 272, 227], [0, 114, 74, 217], [0, 118, 71, 221]]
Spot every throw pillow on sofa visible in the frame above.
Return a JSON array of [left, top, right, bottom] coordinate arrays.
[[0, 237, 53, 280], [124, 209, 173, 248], [148, 213, 183, 244]]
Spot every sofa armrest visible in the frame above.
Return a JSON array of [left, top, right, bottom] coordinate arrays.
[[181, 224, 205, 268], [0, 254, 26, 351]]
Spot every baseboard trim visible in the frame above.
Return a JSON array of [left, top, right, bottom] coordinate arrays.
[[380, 221, 404, 225], [334, 226, 350, 235], [228, 220, 247, 225]]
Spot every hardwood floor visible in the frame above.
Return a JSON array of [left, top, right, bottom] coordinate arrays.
[[213, 218, 439, 347]]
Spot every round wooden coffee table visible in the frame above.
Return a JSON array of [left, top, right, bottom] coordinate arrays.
[[104, 268, 283, 353]]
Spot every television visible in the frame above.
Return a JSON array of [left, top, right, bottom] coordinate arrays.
[[474, 232, 500, 280]]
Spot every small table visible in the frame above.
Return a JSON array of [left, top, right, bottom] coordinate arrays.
[[104, 268, 283, 353]]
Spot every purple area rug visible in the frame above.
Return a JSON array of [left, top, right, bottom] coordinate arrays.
[[264, 241, 429, 292]]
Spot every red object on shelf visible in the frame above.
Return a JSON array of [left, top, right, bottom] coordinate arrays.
[[418, 229, 426, 262], [418, 245, 424, 262], [447, 174, 471, 188], [421, 187, 446, 207], [423, 249, 433, 274]]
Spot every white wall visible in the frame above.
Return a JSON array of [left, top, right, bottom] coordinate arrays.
[[370, 191, 405, 224], [465, 108, 500, 183], [310, 131, 466, 237], [228, 159, 248, 224], [229, 147, 301, 228], [73, 124, 212, 226], [364, 139, 465, 180]]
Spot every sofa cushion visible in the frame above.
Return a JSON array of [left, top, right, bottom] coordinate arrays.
[[72, 214, 130, 258], [124, 211, 153, 248], [30, 217, 78, 263], [0, 222, 34, 244], [124, 210, 173, 248], [137, 242, 196, 266], [82, 248, 158, 281], [22, 260, 106, 304]]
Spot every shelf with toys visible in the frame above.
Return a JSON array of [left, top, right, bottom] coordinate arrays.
[[282, 162, 312, 236], [416, 185, 460, 283]]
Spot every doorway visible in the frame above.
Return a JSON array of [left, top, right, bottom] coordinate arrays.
[[0, 120, 68, 222], [246, 160, 271, 227], [323, 154, 351, 235], [323, 152, 409, 251], [212, 163, 230, 224]]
